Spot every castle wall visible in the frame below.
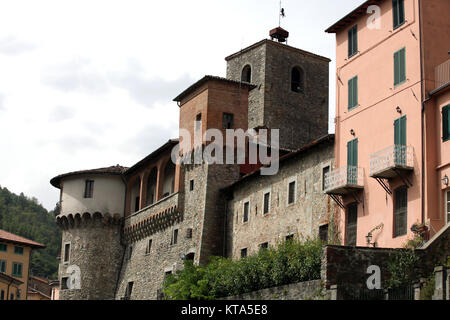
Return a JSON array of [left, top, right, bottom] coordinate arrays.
[[58, 217, 123, 300], [227, 139, 335, 260], [60, 175, 125, 216]]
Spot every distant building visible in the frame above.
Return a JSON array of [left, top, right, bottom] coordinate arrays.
[[27, 276, 53, 300], [0, 229, 45, 300]]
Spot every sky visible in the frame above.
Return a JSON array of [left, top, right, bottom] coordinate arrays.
[[0, 0, 364, 211]]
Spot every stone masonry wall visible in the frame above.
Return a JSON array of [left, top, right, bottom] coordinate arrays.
[[222, 280, 326, 300], [227, 139, 335, 260], [226, 40, 330, 151], [59, 218, 123, 300]]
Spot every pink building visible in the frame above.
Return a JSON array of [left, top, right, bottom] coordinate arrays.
[[325, 0, 450, 248]]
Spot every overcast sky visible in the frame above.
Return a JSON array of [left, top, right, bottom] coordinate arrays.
[[0, 0, 364, 211]]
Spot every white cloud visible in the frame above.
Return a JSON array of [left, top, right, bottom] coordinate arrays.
[[0, 0, 364, 210]]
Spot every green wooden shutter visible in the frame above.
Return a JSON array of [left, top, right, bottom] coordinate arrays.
[[394, 116, 407, 146], [398, 0, 405, 25], [348, 76, 358, 110], [393, 0, 399, 28], [394, 51, 400, 85], [394, 48, 406, 86], [443, 105, 450, 141], [346, 203, 358, 246], [348, 25, 357, 58], [347, 139, 358, 184]]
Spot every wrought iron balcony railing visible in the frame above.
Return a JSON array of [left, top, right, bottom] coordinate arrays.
[[324, 166, 364, 195], [370, 145, 414, 179], [435, 59, 450, 90]]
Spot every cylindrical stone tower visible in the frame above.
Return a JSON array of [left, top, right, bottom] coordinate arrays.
[[51, 165, 127, 300]]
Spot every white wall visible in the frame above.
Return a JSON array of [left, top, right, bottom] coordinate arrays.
[[60, 175, 125, 216]]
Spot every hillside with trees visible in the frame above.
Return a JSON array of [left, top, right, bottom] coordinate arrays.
[[0, 186, 61, 279]]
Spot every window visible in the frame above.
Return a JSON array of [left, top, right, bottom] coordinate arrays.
[[195, 113, 202, 131], [84, 180, 94, 198], [393, 0, 405, 29], [348, 76, 358, 110], [186, 228, 193, 239], [223, 113, 234, 129], [442, 105, 450, 142], [243, 201, 249, 223], [0, 290, 4, 300], [14, 246, 23, 255], [134, 196, 140, 213], [125, 282, 134, 299], [10, 293, 14, 300], [241, 65, 251, 82], [260, 242, 269, 250], [145, 239, 152, 255], [127, 246, 133, 260], [346, 203, 358, 246], [171, 229, 178, 245], [394, 48, 406, 86], [12, 262, 22, 277], [0, 244, 6, 252], [16, 289, 21, 300], [322, 166, 330, 191], [0, 260, 6, 273], [64, 243, 70, 263], [291, 67, 304, 93], [288, 181, 296, 205], [286, 234, 294, 242], [189, 179, 194, 191], [348, 25, 358, 58], [319, 224, 329, 242], [241, 248, 248, 258], [61, 277, 69, 290], [263, 192, 270, 214], [394, 186, 408, 237], [347, 139, 358, 184]]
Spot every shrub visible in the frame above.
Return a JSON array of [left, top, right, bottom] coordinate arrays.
[[163, 238, 323, 300]]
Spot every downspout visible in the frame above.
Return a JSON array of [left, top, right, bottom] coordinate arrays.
[[418, 0, 425, 225]]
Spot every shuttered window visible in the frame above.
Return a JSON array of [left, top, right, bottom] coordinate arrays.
[[84, 180, 94, 198], [0, 260, 6, 273], [12, 262, 22, 277], [393, 0, 405, 29], [394, 116, 407, 165], [442, 105, 450, 142], [347, 139, 358, 185], [394, 48, 406, 86], [394, 187, 408, 237], [446, 190, 450, 224], [346, 203, 358, 246], [348, 25, 358, 58], [348, 76, 358, 110]]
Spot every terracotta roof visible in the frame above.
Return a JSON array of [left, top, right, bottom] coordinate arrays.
[[325, 0, 382, 33], [0, 229, 45, 248], [0, 272, 24, 286], [30, 275, 49, 284], [173, 75, 256, 103], [50, 165, 128, 189], [223, 134, 335, 190]]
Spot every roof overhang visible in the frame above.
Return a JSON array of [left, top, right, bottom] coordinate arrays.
[[325, 0, 382, 33]]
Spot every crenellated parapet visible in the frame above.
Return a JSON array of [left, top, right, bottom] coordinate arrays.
[[56, 212, 122, 230], [123, 205, 182, 243]]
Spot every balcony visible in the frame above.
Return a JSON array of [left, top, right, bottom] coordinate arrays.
[[435, 59, 450, 90], [324, 166, 364, 195], [370, 145, 414, 179]]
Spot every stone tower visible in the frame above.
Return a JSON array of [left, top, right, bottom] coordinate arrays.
[[225, 29, 330, 151], [51, 166, 126, 300]]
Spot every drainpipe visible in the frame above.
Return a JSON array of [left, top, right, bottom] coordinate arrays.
[[418, 0, 425, 225]]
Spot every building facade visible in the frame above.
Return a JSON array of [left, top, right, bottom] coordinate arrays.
[[0, 229, 45, 300], [51, 31, 335, 300], [325, 0, 450, 247]]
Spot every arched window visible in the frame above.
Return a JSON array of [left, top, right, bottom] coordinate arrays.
[[241, 65, 251, 83], [146, 167, 158, 206], [162, 161, 175, 198], [291, 67, 304, 93]]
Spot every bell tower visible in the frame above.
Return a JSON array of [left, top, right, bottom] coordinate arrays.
[[225, 28, 330, 151]]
